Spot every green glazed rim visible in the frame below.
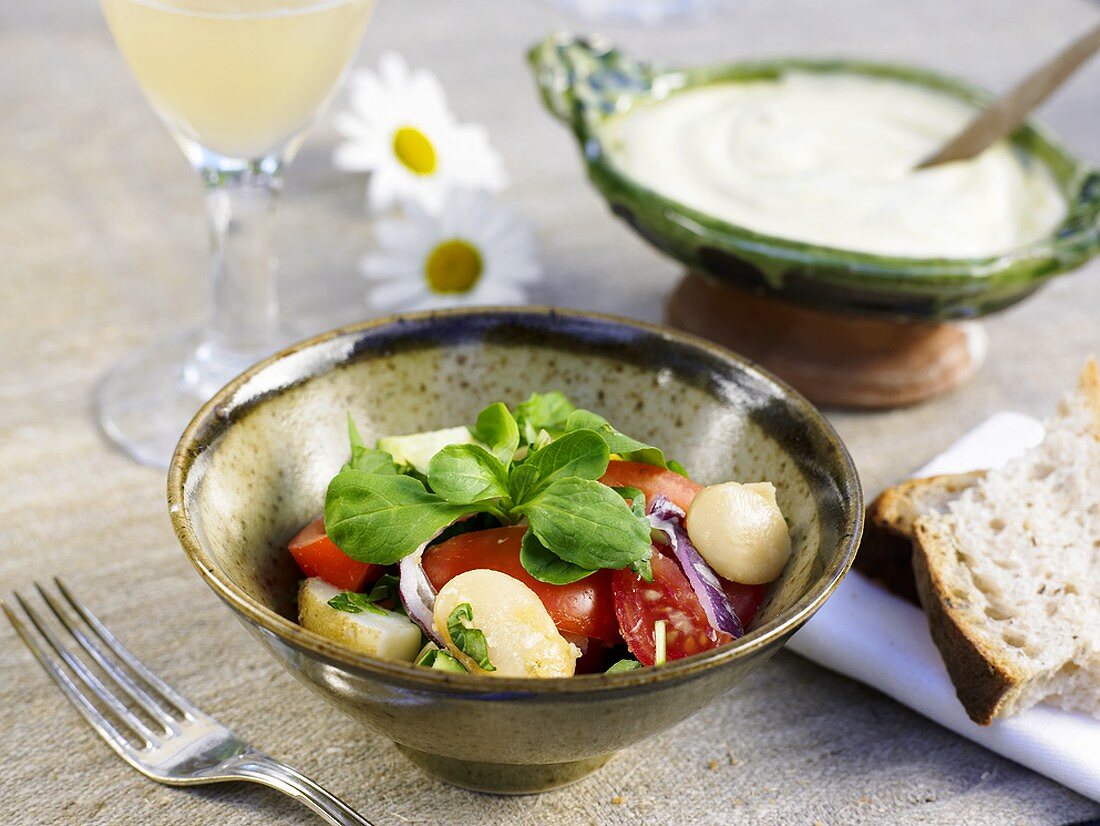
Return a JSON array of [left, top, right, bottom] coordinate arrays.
[[529, 33, 1100, 321], [169, 306, 863, 696]]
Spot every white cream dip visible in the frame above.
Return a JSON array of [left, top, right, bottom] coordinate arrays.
[[599, 72, 1068, 259]]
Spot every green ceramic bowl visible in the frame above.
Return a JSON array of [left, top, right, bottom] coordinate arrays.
[[168, 307, 862, 794], [529, 34, 1100, 321]]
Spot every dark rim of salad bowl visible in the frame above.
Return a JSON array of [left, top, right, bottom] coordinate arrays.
[[530, 36, 1100, 294], [169, 306, 863, 694]]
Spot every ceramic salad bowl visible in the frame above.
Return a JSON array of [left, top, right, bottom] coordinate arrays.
[[529, 34, 1100, 321], [169, 307, 862, 794]]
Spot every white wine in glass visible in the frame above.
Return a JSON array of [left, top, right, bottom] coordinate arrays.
[[97, 0, 376, 467]]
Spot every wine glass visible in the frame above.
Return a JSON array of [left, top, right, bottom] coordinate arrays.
[[96, 0, 377, 467], [543, 0, 724, 24]]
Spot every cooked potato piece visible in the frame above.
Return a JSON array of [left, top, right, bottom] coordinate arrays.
[[433, 569, 578, 678], [298, 578, 422, 662], [686, 482, 791, 584]]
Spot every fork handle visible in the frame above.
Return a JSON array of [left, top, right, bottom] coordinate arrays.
[[228, 752, 373, 826]]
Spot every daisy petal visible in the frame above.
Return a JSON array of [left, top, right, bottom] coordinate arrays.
[[475, 284, 527, 306], [331, 53, 512, 213], [332, 111, 375, 141], [379, 51, 411, 88], [333, 142, 384, 172]]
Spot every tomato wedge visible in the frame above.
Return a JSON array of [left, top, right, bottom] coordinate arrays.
[[572, 639, 609, 674], [611, 551, 731, 665], [599, 460, 703, 512], [288, 516, 384, 592], [422, 526, 620, 643], [720, 579, 768, 629]]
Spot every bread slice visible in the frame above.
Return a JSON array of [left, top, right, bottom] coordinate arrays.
[[912, 358, 1100, 724], [858, 473, 983, 603]]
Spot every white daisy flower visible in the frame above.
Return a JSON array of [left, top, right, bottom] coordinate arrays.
[[333, 52, 509, 213], [361, 189, 541, 312]]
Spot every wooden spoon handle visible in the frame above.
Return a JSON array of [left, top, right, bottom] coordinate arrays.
[[918, 20, 1100, 169]]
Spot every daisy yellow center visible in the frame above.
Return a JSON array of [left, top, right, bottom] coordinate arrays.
[[393, 126, 437, 176], [424, 239, 483, 293]]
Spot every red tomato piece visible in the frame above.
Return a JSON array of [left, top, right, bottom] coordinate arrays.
[[288, 516, 384, 592], [572, 640, 610, 674], [599, 460, 703, 512], [422, 526, 620, 644], [611, 551, 731, 665], [720, 579, 768, 629]]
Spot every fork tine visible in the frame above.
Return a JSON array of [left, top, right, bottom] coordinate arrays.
[[2, 597, 141, 761], [54, 577, 202, 721], [36, 583, 178, 733], [14, 591, 161, 747]]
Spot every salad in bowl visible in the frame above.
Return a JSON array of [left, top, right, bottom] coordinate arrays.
[[170, 307, 861, 792], [289, 391, 790, 678]]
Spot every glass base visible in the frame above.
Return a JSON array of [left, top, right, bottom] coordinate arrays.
[[94, 328, 280, 469], [545, 0, 718, 24]]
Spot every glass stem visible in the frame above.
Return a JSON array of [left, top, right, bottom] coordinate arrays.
[[202, 158, 283, 361]]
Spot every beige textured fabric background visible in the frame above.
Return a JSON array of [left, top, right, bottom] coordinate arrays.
[[2, 0, 1100, 823]]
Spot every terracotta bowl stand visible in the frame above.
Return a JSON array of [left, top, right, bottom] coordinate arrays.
[[665, 272, 987, 409]]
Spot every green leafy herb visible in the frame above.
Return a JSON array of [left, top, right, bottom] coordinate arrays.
[[629, 556, 653, 583], [610, 486, 652, 580], [414, 645, 468, 673], [343, 415, 398, 475], [517, 477, 652, 571], [611, 485, 647, 518], [517, 429, 609, 492], [667, 459, 690, 478], [326, 591, 387, 616], [509, 429, 610, 504], [325, 396, 664, 582], [446, 603, 495, 671], [414, 643, 438, 665], [472, 403, 520, 465], [531, 428, 554, 451], [513, 391, 576, 445], [367, 573, 404, 613], [564, 410, 666, 468], [427, 444, 511, 506], [654, 619, 667, 666], [605, 658, 643, 674], [326, 572, 405, 615], [507, 462, 541, 506], [325, 471, 483, 565], [368, 573, 400, 599], [430, 511, 505, 546], [519, 530, 597, 584]]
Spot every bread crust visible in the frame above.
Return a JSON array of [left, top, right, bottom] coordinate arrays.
[[911, 520, 1029, 724], [858, 473, 983, 604], [865, 359, 1100, 724], [855, 524, 921, 603], [910, 359, 1099, 723]]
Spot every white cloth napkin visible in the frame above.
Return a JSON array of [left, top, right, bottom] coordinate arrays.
[[787, 412, 1100, 803]]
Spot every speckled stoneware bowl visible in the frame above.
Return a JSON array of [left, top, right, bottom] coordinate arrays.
[[168, 307, 862, 794], [529, 34, 1100, 321]]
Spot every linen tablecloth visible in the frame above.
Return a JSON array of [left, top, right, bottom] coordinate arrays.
[[2, 0, 1099, 822]]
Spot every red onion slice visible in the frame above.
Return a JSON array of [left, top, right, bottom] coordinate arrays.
[[648, 495, 744, 639], [398, 531, 448, 646]]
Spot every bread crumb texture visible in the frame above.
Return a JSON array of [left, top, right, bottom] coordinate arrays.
[[915, 358, 1100, 721]]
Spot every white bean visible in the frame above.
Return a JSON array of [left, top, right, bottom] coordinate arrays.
[[685, 482, 791, 585], [433, 569, 578, 678]]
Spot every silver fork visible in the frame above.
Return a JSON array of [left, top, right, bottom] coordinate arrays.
[[2, 578, 372, 826]]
